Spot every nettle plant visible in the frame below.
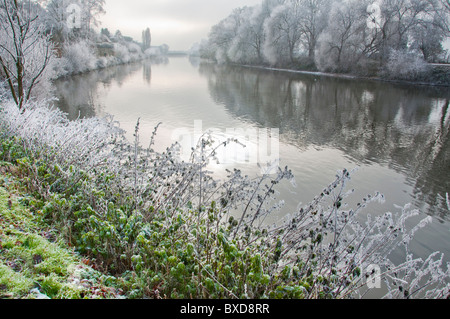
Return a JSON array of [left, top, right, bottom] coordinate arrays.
[[0, 98, 449, 299]]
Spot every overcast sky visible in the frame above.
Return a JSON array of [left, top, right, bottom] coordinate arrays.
[[100, 0, 263, 51]]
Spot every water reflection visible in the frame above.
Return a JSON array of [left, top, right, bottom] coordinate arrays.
[[143, 61, 152, 84], [198, 63, 450, 221], [53, 63, 141, 119], [52, 58, 168, 119]]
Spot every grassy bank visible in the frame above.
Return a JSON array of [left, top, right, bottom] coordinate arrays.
[[0, 99, 449, 299], [0, 169, 125, 299]]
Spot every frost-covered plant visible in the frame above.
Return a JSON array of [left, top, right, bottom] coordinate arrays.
[[0, 99, 121, 166], [0, 0, 54, 109], [0, 98, 449, 299], [96, 56, 111, 69], [384, 49, 430, 81], [113, 43, 131, 64], [59, 41, 98, 75], [315, 0, 367, 74]]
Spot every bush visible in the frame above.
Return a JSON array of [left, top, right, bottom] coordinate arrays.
[[51, 40, 146, 78], [113, 42, 145, 64], [113, 43, 131, 64], [59, 41, 98, 75], [384, 49, 430, 81]]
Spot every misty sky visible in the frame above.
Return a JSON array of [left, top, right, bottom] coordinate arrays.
[[100, 0, 263, 51]]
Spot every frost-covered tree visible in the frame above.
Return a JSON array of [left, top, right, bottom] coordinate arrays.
[[315, 0, 368, 72], [262, 0, 328, 65], [427, 0, 450, 34], [81, 0, 105, 38], [205, 1, 283, 64], [363, 0, 436, 62], [142, 27, 151, 50], [100, 27, 110, 38], [297, 0, 329, 61], [43, 0, 70, 45], [227, 6, 263, 64], [43, 0, 105, 42], [203, 0, 449, 74], [316, 0, 443, 71], [263, 1, 304, 65], [416, 0, 450, 61], [207, 7, 248, 63], [59, 39, 96, 74], [410, 19, 446, 62], [113, 29, 123, 43], [0, 0, 54, 109]]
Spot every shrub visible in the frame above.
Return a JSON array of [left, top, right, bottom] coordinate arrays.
[[113, 43, 131, 64], [59, 41, 98, 75], [384, 49, 430, 81]]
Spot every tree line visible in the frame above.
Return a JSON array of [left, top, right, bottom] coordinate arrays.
[[197, 0, 450, 79]]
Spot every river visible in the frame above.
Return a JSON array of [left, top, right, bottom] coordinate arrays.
[[53, 56, 450, 270]]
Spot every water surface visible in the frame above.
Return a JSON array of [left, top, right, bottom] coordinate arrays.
[[54, 57, 450, 265]]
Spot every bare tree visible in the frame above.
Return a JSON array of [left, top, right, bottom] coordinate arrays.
[[82, 0, 105, 38], [264, 2, 304, 64], [316, 0, 367, 72], [427, 0, 450, 34], [44, 0, 72, 45], [0, 0, 54, 109], [207, 7, 248, 63], [444, 0, 450, 11], [297, 0, 328, 61]]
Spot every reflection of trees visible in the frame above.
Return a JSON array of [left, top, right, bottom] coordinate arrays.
[[52, 63, 144, 119], [412, 100, 450, 221], [52, 58, 170, 120], [199, 62, 450, 220]]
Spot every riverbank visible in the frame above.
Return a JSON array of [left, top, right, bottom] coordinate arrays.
[[230, 62, 450, 88], [1, 94, 449, 299], [51, 40, 170, 81]]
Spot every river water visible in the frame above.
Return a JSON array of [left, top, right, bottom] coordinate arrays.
[[54, 56, 450, 269]]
